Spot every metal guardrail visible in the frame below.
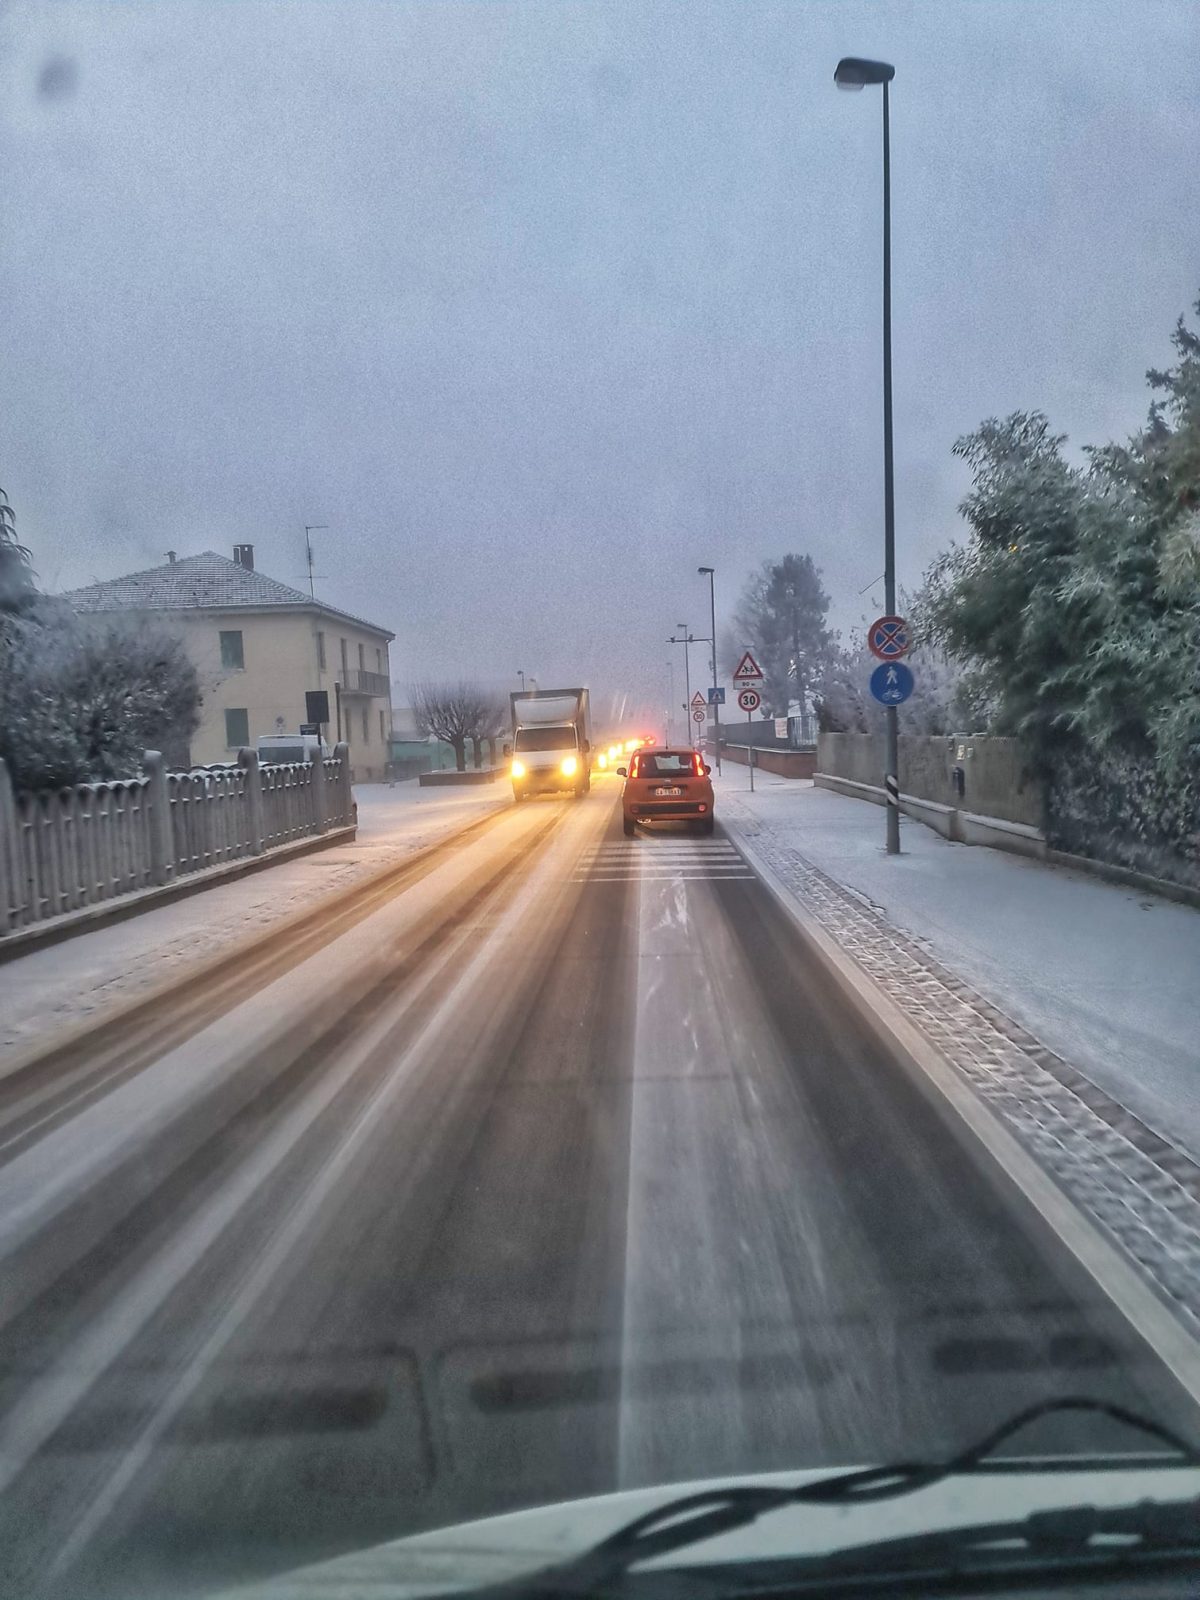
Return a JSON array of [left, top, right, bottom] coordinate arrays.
[[0, 743, 353, 936]]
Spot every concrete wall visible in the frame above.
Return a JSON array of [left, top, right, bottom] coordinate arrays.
[[817, 732, 1043, 829], [723, 745, 816, 779]]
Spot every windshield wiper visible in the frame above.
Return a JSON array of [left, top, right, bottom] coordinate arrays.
[[503, 1397, 1200, 1596], [714, 1491, 1200, 1595]]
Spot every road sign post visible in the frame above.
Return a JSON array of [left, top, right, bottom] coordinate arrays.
[[733, 685, 762, 792], [867, 616, 910, 853], [732, 654, 765, 791]]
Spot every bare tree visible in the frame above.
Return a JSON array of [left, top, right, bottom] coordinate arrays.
[[410, 681, 492, 772], [477, 695, 510, 769]]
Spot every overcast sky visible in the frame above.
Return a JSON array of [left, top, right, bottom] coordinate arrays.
[[2, 0, 1197, 726]]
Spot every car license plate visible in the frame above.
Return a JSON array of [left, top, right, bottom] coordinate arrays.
[[655, 786, 683, 797]]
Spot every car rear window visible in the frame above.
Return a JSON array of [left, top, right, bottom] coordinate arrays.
[[633, 753, 696, 779]]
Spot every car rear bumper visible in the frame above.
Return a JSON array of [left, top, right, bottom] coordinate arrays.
[[625, 801, 711, 818]]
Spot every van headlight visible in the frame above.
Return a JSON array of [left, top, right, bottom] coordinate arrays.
[[511, 759, 526, 779], [560, 756, 578, 777]]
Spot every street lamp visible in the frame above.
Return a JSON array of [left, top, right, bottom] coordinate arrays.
[[835, 54, 900, 855], [698, 566, 721, 775], [517, 670, 526, 691]]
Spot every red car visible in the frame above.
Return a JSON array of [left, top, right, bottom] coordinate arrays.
[[618, 747, 715, 836]]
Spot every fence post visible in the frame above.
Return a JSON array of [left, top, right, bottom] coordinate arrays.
[[334, 741, 351, 827], [238, 746, 265, 854], [143, 750, 175, 887], [0, 758, 18, 931], [309, 744, 328, 834]]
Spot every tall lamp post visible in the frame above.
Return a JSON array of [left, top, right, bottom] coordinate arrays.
[[835, 54, 900, 855], [667, 625, 693, 747], [698, 566, 721, 775], [517, 670, 526, 692]]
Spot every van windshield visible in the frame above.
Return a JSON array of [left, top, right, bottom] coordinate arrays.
[[514, 726, 577, 752]]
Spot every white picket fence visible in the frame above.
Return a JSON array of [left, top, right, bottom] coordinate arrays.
[[0, 745, 353, 937]]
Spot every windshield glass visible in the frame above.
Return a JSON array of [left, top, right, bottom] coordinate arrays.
[[2, 4, 1199, 1599], [515, 725, 577, 751], [634, 753, 695, 778]]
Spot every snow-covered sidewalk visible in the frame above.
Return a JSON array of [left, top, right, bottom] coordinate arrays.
[[714, 770, 1200, 1163], [0, 781, 507, 1062]]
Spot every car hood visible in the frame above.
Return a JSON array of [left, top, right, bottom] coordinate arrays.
[[218, 1459, 1200, 1599]]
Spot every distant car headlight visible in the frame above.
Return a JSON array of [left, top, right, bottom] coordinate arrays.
[[597, 752, 607, 769], [511, 759, 526, 779], [561, 755, 578, 777]]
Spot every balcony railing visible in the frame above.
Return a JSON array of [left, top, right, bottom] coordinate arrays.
[[340, 670, 390, 697]]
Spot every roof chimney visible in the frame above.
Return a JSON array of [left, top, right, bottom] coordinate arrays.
[[233, 543, 254, 571], [166, 550, 176, 564]]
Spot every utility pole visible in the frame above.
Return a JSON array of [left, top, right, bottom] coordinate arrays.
[[668, 626, 693, 747], [699, 566, 722, 775], [835, 54, 900, 854]]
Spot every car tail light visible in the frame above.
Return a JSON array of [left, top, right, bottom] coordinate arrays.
[[698, 802, 707, 812]]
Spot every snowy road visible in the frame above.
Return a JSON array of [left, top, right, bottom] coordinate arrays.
[[0, 780, 1195, 1598]]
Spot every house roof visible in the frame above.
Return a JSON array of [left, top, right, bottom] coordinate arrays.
[[59, 551, 394, 639]]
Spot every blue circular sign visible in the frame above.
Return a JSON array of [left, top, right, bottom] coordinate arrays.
[[869, 661, 915, 705]]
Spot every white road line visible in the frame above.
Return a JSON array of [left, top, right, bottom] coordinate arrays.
[[587, 848, 739, 854], [574, 875, 756, 883]]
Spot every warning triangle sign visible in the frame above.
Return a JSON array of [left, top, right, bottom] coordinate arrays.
[[690, 691, 706, 707], [733, 650, 764, 681]]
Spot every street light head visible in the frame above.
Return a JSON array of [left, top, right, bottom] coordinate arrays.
[[834, 57, 895, 89], [698, 565, 714, 575]]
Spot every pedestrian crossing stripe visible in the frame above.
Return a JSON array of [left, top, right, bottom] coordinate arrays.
[[573, 840, 755, 882]]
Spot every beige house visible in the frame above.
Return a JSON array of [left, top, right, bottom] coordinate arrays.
[[61, 546, 395, 781]]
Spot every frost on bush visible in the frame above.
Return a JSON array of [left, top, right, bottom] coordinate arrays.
[[0, 603, 201, 792], [921, 293, 1200, 877]]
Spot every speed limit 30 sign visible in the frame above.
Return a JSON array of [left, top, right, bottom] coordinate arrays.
[[737, 687, 761, 713]]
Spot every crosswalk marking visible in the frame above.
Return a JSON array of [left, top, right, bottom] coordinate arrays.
[[573, 838, 756, 884]]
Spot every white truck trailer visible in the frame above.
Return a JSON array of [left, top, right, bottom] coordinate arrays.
[[509, 688, 592, 800]]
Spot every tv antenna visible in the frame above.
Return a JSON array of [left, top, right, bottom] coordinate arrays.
[[304, 525, 329, 597]]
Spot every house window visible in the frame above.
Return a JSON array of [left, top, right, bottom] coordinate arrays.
[[358, 642, 365, 672], [317, 630, 326, 670], [225, 708, 250, 748], [340, 637, 348, 673], [379, 708, 386, 742], [361, 705, 370, 743], [219, 630, 245, 670], [375, 647, 382, 674]]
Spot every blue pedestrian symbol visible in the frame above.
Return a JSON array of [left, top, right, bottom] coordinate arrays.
[[706, 686, 725, 705], [869, 661, 914, 706]]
